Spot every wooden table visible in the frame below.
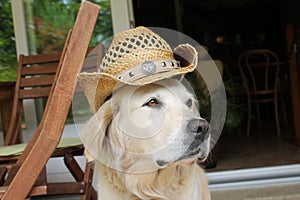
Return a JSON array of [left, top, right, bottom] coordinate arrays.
[[0, 82, 15, 138]]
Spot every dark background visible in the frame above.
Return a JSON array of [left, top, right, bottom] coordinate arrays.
[[132, 0, 300, 61]]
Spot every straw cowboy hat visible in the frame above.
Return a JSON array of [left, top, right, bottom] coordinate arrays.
[[77, 26, 198, 113]]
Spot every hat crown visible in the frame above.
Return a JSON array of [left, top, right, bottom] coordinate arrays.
[[99, 27, 174, 75], [77, 26, 198, 112]]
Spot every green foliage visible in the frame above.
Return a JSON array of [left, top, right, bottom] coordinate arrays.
[[0, 1, 17, 81], [30, 0, 113, 53], [90, 0, 113, 46], [30, 0, 80, 53]]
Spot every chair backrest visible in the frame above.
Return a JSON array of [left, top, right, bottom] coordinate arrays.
[[5, 46, 97, 146], [18, 53, 62, 99], [238, 49, 280, 94], [4, 52, 62, 145]]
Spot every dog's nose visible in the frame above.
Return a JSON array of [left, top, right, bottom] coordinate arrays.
[[187, 119, 210, 140]]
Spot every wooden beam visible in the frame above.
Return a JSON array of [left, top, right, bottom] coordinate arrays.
[[286, 25, 300, 145]]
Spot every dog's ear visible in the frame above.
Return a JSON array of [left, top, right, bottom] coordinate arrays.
[[80, 100, 113, 162]]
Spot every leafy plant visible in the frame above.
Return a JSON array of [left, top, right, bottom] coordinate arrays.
[[30, 0, 113, 54]]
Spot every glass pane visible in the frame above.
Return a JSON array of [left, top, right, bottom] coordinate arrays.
[[25, 0, 113, 54], [23, 0, 113, 124], [0, 1, 18, 133], [0, 0, 17, 82]]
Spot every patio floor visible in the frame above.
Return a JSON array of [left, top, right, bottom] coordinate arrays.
[[207, 123, 300, 172]]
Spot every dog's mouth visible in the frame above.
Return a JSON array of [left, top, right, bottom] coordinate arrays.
[[155, 134, 210, 168], [156, 160, 169, 167], [178, 136, 209, 161]]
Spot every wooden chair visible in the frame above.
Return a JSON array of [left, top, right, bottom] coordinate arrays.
[[238, 49, 287, 138], [3, 52, 61, 146], [0, 1, 100, 199], [0, 50, 98, 199]]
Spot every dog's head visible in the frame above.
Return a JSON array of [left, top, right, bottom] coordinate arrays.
[[81, 79, 210, 172]]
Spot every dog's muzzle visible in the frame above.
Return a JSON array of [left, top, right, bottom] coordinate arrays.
[[156, 119, 210, 167]]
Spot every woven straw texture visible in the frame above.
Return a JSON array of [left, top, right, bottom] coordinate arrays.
[[100, 26, 173, 75], [77, 26, 198, 112]]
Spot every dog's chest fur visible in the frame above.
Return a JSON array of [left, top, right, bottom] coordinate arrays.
[[94, 161, 209, 200]]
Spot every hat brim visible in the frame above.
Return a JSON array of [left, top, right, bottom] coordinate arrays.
[[77, 43, 198, 112]]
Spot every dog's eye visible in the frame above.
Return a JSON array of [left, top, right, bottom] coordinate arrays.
[[186, 98, 193, 108], [143, 98, 159, 107]]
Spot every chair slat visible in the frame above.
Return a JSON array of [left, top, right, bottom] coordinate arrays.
[[47, 182, 85, 195], [22, 65, 57, 76], [19, 87, 51, 99], [22, 53, 62, 65], [20, 75, 55, 88]]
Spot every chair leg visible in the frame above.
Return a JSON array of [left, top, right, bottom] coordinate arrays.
[[281, 98, 289, 128], [255, 103, 262, 125], [0, 167, 7, 185], [80, 161, 97, 200], [3, 165, 20, 186], [64, 153, 84, 181], [247, 97, 252, 137], [274, 97, 281, 138]]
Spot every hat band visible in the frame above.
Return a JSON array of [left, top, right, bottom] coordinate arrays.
[[116, 58, 181, 82]]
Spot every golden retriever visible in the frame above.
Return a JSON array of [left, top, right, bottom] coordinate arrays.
[[80, 79, 211, 199]]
